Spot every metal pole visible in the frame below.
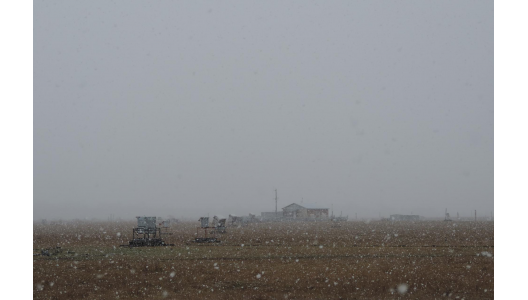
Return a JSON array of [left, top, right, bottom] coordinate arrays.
[[275, 189, 278, 216]]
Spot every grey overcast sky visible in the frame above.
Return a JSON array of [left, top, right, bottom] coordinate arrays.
[[34, 0, 493, 220]]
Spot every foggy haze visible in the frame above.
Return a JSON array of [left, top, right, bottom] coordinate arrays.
[[34, 0, 493, 221]]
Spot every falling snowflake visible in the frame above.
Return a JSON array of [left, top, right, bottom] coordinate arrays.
[[398, 283, 408, 294]]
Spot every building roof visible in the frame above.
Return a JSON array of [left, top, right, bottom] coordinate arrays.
[[282, 203, 329, 210], [302, 204, 329, 209]]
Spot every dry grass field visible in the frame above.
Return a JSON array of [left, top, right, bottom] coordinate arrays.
[[33, 220, 493, 299]]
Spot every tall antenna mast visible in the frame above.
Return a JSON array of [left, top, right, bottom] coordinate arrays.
[[275, 189, 278, 216]]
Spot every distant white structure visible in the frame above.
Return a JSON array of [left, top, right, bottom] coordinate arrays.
[[444, 209, 452, 221], [390, 214, 420, 221], [159, 220, 171, 228]]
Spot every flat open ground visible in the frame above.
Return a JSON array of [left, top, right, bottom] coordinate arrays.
[[33, 220, 493, 299]]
